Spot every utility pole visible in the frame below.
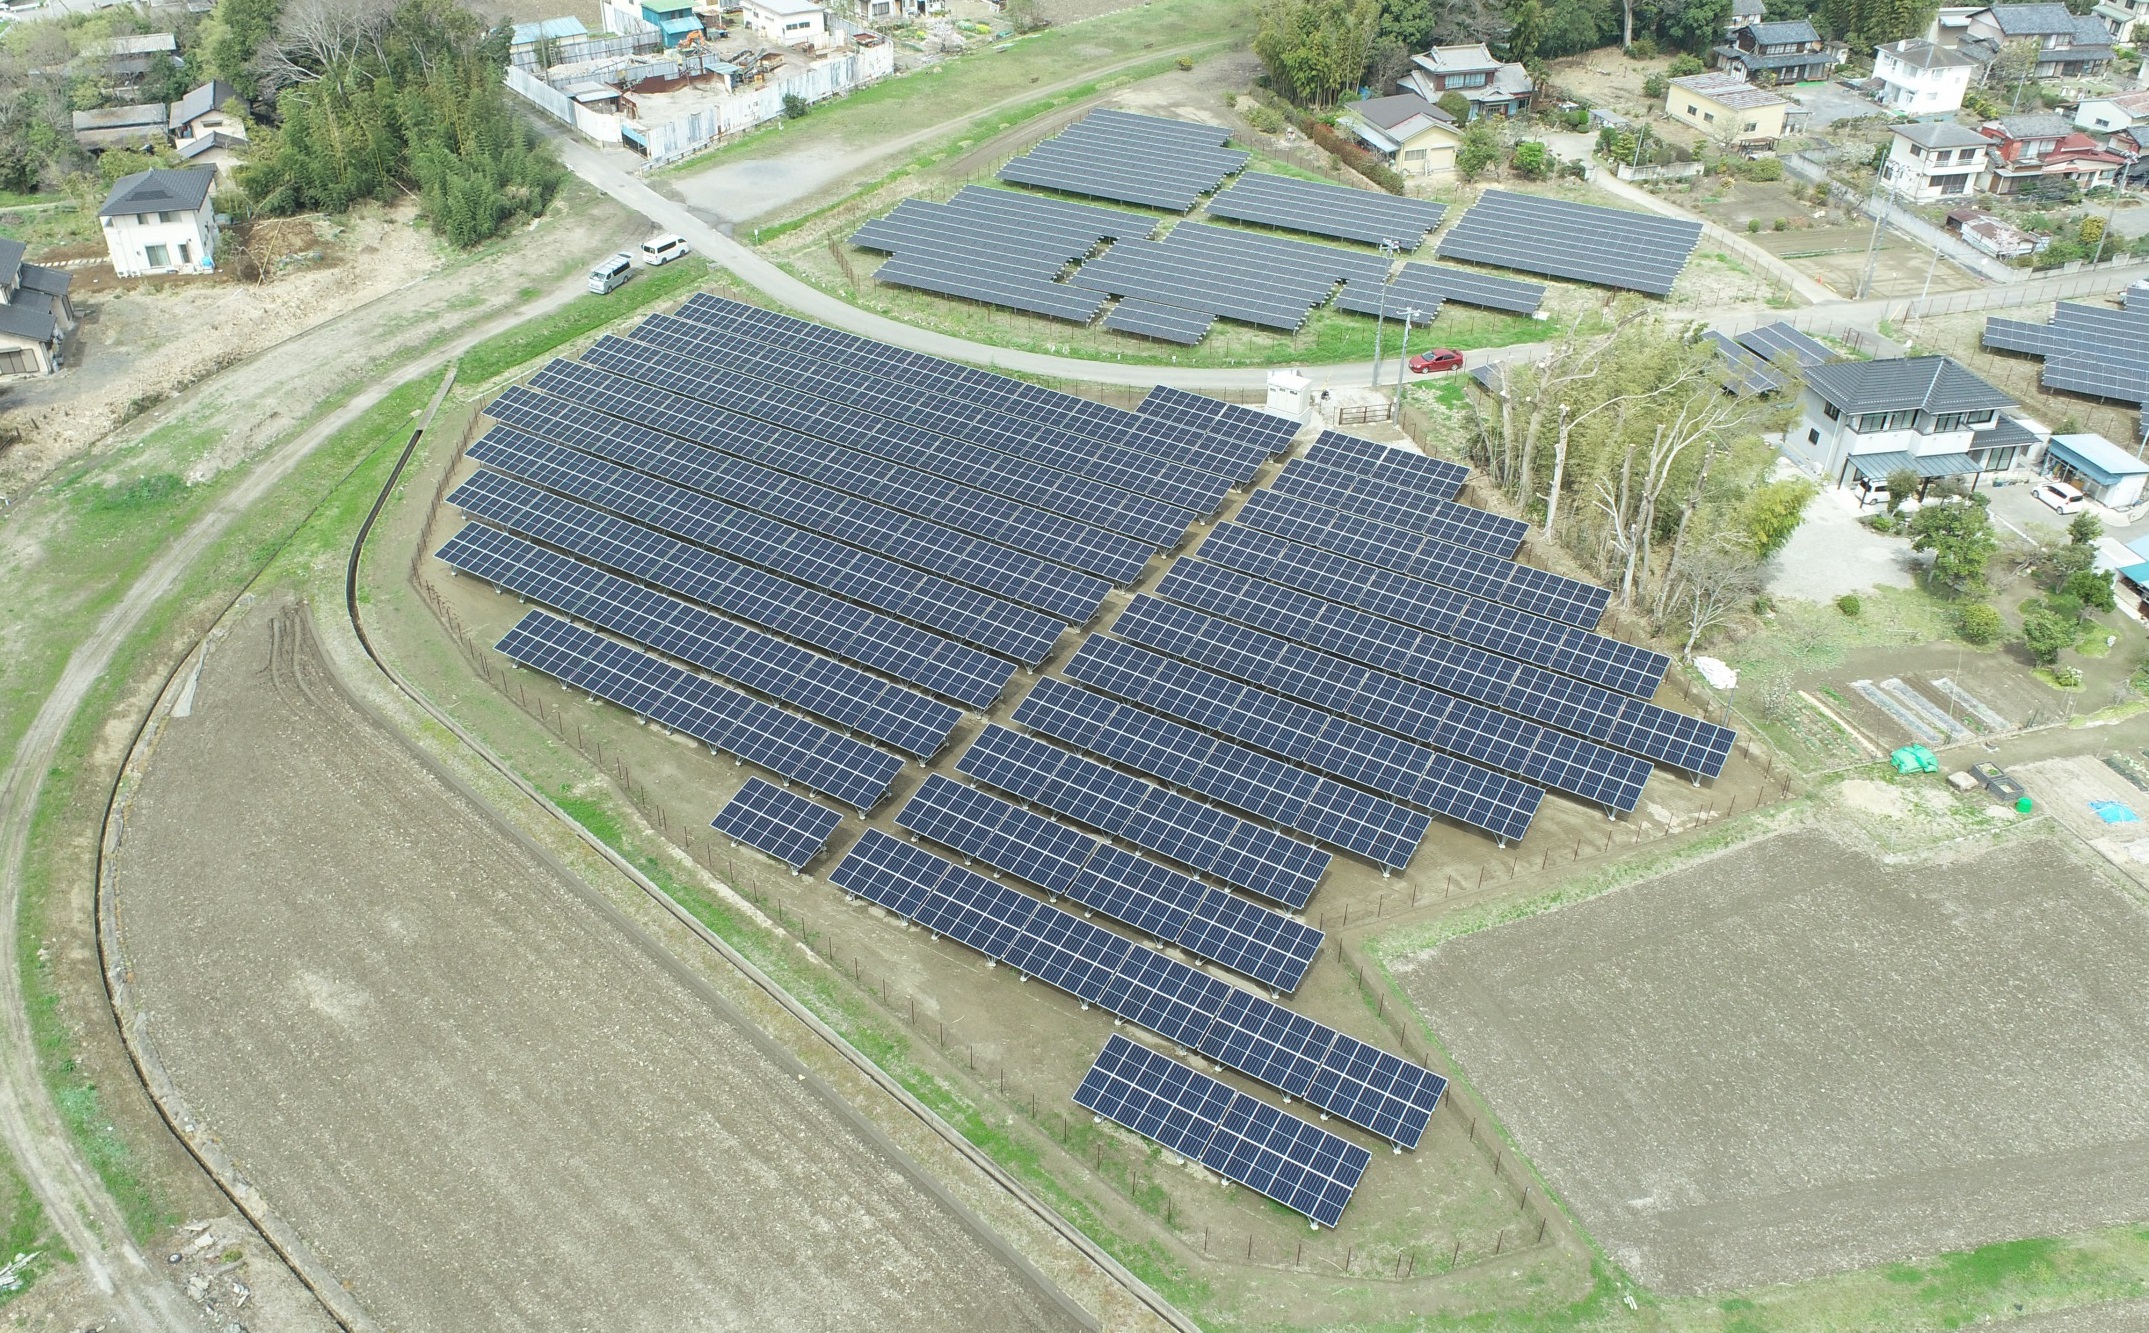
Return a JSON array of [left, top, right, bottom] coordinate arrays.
[[1855, 184, 1887, 301], [1369, 238, 1398, 392]]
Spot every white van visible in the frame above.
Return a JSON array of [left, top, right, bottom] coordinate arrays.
[[588, 252, 634, 294], [640, 234, 690, 266]]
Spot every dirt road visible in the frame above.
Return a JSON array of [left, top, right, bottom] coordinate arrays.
[[107, 597, 1086, 1331]]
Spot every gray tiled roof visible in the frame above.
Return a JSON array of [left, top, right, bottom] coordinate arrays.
[[1894, 120, 1990, 149], [18, 263, 71, 299], [0, 237, 21, 287], [168, 79, 238, 129], [1878, 38, 1978, 70], [1805, 355, 2016, 414], [1745, 18, 1820, 43], [1348, 93, 1451, 130], [1994, 112, 2072, 139], [0, 299, 57, 344], [98, 167, 215, 219], [1987, 2, 2080, 35]]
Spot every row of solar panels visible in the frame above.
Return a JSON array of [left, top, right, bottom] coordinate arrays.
[[829, 829, 1446, 1148], [998, 108, 1249, 213], [1984, 300, 2149, 412]]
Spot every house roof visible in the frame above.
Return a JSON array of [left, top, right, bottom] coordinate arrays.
[[1992, 112, 2073, 139], [2070, 14, 2112, 43], [1979, 414, 2041, 449], [1347, 92, 1453, 132], [98, 167, 215, 218], [87, 32, 177, 56], [1414, 43, 1500, 73], [0, 237, 21, 288], [1805, 355, 2015, 414], [1717, 45, 1830, 69], [18, 263, 71, 299], [1986, 3, 2080, 35], [0, 300, 57, 345], [510, 16, 588, 43], [2096, 90, 2149, 115], [1670, 72, 1789, 109], [1742, 18, 1820, 43], [70, 103, 169, 132], [168, 80, 238, 129], [175, 130, 246, 161], [2049, 432, 2149, 482], [1893, 120, 1989, 149], [746, 0, 824, 15], [1877, 37, 1977, 70]]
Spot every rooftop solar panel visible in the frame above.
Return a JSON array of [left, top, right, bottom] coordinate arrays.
[[711, 778, 844, 871], [1435, 189, 1702, 296], [1205, 172, 1446, 247], [497, 612, 903, 811]]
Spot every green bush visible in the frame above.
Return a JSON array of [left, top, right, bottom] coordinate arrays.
[[1511, 140, 1553, 180], [1745, 217, 1760, 232], [1438, 91, 1471, 122], [2022, 604, 2076, 665], [1643, 72, 1668, 99], [1957, 602, 2003, 645], [1668, 53, 1705, 75], [1628, 36, 1659, 58], [1773, 216, 1789, 230], [781, 92, 810, 119], [1175, 55, 1194, 70], [1246, 103, 1286, 133], [1736, 156, 1784, 181], [1836, 593, 1862, 617], [2064, 567, 2118, 613]]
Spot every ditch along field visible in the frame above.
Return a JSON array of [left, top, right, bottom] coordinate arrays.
[[356, 357, 1799, 1330]]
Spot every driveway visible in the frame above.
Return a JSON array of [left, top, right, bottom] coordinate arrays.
[[1765, 470, 1917, 602], [1784, 81, 1886, 128]]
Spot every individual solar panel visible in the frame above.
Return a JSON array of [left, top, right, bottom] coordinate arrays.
[[1196, 986, 1334, 1096], [1705, 329, 1786, 396], [1070, 221, 1386, 338], [829, 826, 948, 915], [957, 725, 1330, 907], [437, 523, 960, 758], [1104, 299, 1216, 345], [1013, 677, 1437, 868], [999, 109, 1249, 211], [1206, 172, 1447, 247], [710, 778, 844, 871], [1069, 634, 1569, 824], [1335, 259, 1546, 317], [895, 776, 1322, 990], [1307, 1031, 1443, 1147], [1097, 947, 1233, 1047], [1197, 523, 1668, 699], [851, 186, 1157, 325], [1001, 905, 1132, 1004], [447, 470, 1014, 708], [1153, 563, 1734, 778], [463, 432, 1069, 665], [532, 356, 1197, 549], [486, 386, 1154, 586], [1137, 386, 1302, 457], [1114, 595, 1651, 812], [1270, 457, 1527, 555], [1303, 430, 1468, 497], [474, 414, 1110, 624], [624, 313, 1240, 505], [670, 294, 1270, 482], [1074, 1035, 1371, 1227], [497, 612, 903, 811], [1435, 189, 1702, 296], [1235, 489, 1610, 629]]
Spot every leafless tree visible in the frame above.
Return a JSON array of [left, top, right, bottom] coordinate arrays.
[[1666, 533, 1761, 657], [260, 0, 398, 90]]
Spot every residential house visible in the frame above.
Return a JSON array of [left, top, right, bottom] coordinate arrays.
[[1979, 113, 2125, 194], [1947, 206, 2045, 256], [1872, 39, 1977, 115], [1400, 44, 1533, 119], [78, 33, 177, 96], [601, 0, 707, 44], [1711, 20, 1833, 85], [1727, 0, 1766, 29], [2076, 88, 2149, 135], [97, 168, 219, 278], [70, 102, 168, 152], [858, 0, 934, 19], [1664, 72, 1789, 144], [741, 0, 830, 46], [1878, 121, 1990, 202], [2090, 0, 2145, 43], [167, 79, 247, 176], [1782, 354, 2023, 493], [1957, 4, 2113, 78], [0, 238, 77, 378], [1339, 93, 1462, 177]]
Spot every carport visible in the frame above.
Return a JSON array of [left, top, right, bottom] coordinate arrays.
[[2043, 432, 2149, 509], [1846, 449, 1984, 503]]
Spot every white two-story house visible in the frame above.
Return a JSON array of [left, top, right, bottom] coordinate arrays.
[[0, 237, 78, 378], [1873, 38, 1977, 115], [1785, 355, 2026, 496], [98, 167, 219, 279], [1878, 121, 1991, 202]]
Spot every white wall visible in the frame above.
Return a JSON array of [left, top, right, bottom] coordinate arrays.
[[102, 206, 217, 277], [1875, 56, 1968, 114]]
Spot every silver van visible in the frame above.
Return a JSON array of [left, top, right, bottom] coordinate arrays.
[[588, 252, 634, 294]]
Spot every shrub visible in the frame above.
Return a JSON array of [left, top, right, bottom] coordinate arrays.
[[1957, 602, 2003, 644], [1438, 91, 1471, 122], [1628, 36, 1659, 58], [2022, 604, 2076, 665], [1746, 217, 1761, 233], [1773, 216, 1789, 230], [1737, 156, 1783, 182], [1836, 593, 1862, 617], [2052, 664, 2084, 687], [2064, 567, 2118, 613], [1643, 72, 1669, 99], [1668, 53, 1705, 75], [1246, 103, 1286, 133], [1175, 55, 1194, 70], [782, 92, 810, 119], [1511, 140, 1553, 179]]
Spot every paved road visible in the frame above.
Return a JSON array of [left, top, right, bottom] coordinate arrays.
[[0, 271, 599, 1333]]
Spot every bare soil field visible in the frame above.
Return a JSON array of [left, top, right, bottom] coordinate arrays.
[[107, 593, 1084, 1332], [1394, 825, 2149, 1295]]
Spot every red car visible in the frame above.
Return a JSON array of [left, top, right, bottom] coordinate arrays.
[[1408, 348, 1465, 374]]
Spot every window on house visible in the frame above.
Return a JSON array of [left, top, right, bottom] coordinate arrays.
[[1445, 72, 1488, 88], [1704, 111, 1716, 122], [1744, 120, 1758, 132], [144, 244, 169, 267], [1808, 427, 1821, 444], [1855, 410, 1915, 432], [177, 242, 191, 264], [1933, 174, 1971, 193], [1687, 103, 1699, 114], [1823, 402, 1841, 420], [0, 349, 33, 376], [1403, 148, 1427, 160]]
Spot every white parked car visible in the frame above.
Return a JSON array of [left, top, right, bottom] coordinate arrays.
[[2033, 479, 2086, 515], [640, 233, 690, 266]]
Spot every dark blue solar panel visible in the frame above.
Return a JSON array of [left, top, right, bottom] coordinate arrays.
[[1196, 987, 1334, 1096], [1097, 948, 1233, 1048], [897, 774, 1098, 895], [1061, 843, 1204, 942], [446, 469, 1013, 709], [1001, 909, 1132, 1004], [710, 778, 844, 871], [1306, 1032, 1442, 1148], [1270, 457, 1527, 555], [1303, 431, 1468, 497], [1199, 1092, 1370, 1229], [1136, 386, 1301, 459], [438, 524, 960, 759], [1072, 1034, 1234, 1160], [496, 612, 903, 812], [829, 828, 947, 914]]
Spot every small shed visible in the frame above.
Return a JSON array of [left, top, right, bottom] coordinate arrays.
[[2044, 432, 2149, 508]]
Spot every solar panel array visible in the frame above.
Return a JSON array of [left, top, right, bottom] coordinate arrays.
[[855, 185, 1156, 323], [1137, 386, 1303, 457], [438, 523, 960, 758], [1014, 676, 1439, 868], [1435, 189, 1703, 297], [1336, 259, 1546, 318], [1075, 1035, 1371, 1227], [1073, 221, 1389, 337], [1205, 172, 1447, 247], [711, 778, 844, 871], [896, 775, 1323, 990], [829, 830, 1445, 1147], [1735, 320, 1839, 369], [499, 612, 903, 811], [958, 724, 1331, 908], [1270, 457, 1529, 555], [998, 108, 1249, 211], [1306, 430, 1469, 497], [1156, 562, 1733, 776], [1984, 301, 2149, 413]]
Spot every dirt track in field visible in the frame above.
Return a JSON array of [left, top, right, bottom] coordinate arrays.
[[106, 594, 1084, 1333]]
